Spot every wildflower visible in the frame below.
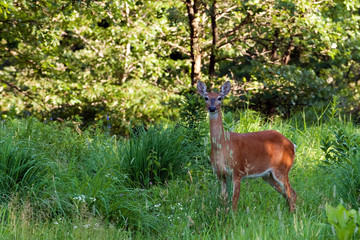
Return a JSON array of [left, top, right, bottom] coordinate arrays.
[[73, 226, 78, 229], [73, 194, 86, 203], [105, 173, 118, 180], [177, 203, 183, 210], [83, 224, 90, 228]]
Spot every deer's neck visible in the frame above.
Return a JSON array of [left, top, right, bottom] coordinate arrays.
[[209, 111, 228, 149]]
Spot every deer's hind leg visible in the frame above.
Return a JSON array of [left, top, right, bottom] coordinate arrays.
[[270, 170, 296, 212], [262, 173, 286, 198]]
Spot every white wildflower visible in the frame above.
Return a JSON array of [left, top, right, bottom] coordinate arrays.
[[73, 194, 86, 203]]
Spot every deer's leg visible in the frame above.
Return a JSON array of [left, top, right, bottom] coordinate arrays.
[[232, 173, 242, 211], [262, 174, 286, 198], [220, 176, 228, 204], [272, 171, 296, 212], [285, 177, 296, 212]]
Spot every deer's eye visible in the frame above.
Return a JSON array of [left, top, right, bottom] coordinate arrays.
[[204, 96, 209, 101], [217, 97, 222, 101]]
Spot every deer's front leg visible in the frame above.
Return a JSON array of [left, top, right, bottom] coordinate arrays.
[[220, 177, 228, 203], [232, 174, 242, 211]]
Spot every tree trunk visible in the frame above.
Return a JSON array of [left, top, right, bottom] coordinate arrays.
[[209, 0, 217, 79], [186, 0, 202, 86]]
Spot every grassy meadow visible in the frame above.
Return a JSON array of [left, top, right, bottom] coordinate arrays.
[[0, 102, 359, 239]]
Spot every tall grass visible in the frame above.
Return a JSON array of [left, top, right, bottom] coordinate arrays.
[[0, 103, 358, 239], [0, 136, 48, 201], [120, 124, 196, 188], [320, 124, 360, 210], [0, 119, 162, 232]]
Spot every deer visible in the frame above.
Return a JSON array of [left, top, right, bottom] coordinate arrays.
[[197, 80, 297, 212]]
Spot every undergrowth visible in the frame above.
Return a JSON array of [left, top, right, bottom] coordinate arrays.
[[0, 102, 358, 239]]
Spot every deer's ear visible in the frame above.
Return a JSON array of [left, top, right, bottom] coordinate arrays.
[[220, 81, 231, 97], [197, 81, 208, 97]]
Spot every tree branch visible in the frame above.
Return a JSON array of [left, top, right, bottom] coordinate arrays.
[[165, 42, 190, 55], [216, 5, 238, 21], [0, 79, 49, 112], [217, 12, 252, 47]]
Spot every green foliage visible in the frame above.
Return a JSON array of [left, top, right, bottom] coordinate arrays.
[[179, 93, 207, 150], [0, 135, 48, 201], [1, 109, 359, 238], [320, 123, 360, 210], [0, 118, 161, 231], [1, 0, 360, 131], [321, 127, 359, 165], [180, 93, 206, 130], [326, 204, 360, 240], [120, 124, 194, 188], [330, 151, 360, 210], [0, 0, 185, 134]]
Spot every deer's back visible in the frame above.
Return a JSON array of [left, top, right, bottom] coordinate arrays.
[[228, 130, 295, 175]]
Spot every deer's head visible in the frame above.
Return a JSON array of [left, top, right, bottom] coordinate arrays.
[[197, 81, 231, 114]]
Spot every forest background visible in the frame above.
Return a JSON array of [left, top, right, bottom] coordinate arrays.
[[1, 0, 360, 133]]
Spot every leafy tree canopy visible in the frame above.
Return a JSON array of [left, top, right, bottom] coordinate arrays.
[[1, 0, 359, 133]]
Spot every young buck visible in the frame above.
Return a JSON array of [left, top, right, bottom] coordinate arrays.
[[197, 80, 296, 212]]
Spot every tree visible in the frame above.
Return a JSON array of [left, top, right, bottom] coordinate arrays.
[[0, 0, 359, 131]]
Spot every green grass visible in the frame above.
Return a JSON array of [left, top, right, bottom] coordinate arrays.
[[0, 107, 358, 239]]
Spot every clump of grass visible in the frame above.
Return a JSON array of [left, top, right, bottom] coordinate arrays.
[[0, 132, 49, 203], [120, 124, 196, 188]]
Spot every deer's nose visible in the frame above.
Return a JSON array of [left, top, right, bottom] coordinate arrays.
[[209, 106, 216, 112]]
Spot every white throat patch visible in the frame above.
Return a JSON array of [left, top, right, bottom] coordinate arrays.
[[209, 112, 218, 119]]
